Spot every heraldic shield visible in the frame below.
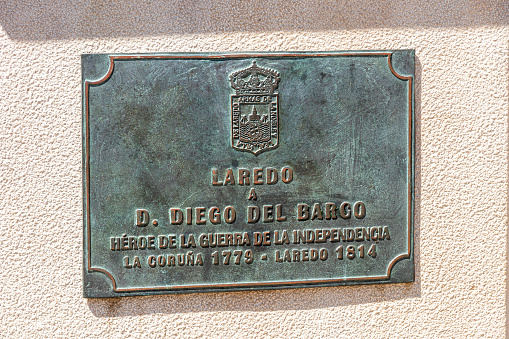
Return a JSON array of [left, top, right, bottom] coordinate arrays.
[[230, 61, 280, 155]]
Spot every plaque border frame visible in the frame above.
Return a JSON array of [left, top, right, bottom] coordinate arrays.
[[83, 51, 414, 296]]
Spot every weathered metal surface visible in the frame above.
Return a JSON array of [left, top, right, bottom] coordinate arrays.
[[82, 51, 415, 298]]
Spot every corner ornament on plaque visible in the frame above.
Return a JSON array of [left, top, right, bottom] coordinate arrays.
[[229, 61, 280, 155]]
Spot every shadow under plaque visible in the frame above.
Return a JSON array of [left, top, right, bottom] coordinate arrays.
[[83, 51, 415, 298]]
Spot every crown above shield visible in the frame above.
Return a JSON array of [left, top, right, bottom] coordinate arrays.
[[229, 61, 281, 95]]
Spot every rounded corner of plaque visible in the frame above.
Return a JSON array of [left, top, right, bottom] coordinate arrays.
[[387, 52, 414, 82], [84, 55, 116, 87], [386, 253, 414, 283], [85, 266, 119, 297]]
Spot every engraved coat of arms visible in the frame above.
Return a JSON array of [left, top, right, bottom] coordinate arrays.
[[229, 61, 280, 155]]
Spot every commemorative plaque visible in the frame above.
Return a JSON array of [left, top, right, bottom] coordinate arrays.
[[83, 51, 415, 297]]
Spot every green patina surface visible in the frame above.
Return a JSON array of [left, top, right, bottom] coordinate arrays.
[[83, 51, 414, 298]]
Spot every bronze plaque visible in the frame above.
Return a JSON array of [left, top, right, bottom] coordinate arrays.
[[83, 51, 415, 298]]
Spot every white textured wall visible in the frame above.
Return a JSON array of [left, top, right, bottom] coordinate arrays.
[[1, 1, 508, 338]]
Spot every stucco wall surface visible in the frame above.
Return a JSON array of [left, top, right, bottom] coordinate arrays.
[[1, 1, 508, 338]]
